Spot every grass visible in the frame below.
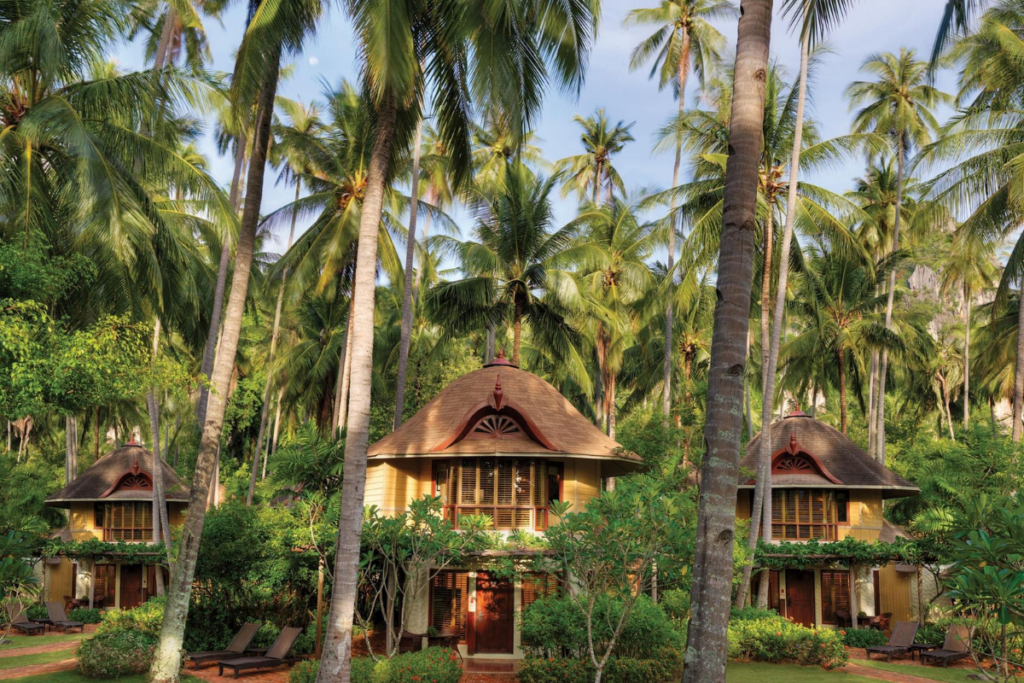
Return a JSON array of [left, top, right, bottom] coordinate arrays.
[[0, 648, 79, 671], [855, 657, 991, 682], [726, 662, 879, 682], [0, 633, 86, 651], [4, 672, 196, 683]]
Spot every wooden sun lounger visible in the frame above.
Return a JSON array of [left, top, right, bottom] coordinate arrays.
[[865, 621, 919, 662], [185, 622, 261, 668], [217, 626, 303, 678], [7, 604, 44, 636], [44, 602, 84, 633], [920, 625, 973, 668]]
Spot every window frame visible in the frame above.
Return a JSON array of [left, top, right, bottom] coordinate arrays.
[[771, 489, 842, 541], [96, 502, 155, 542]]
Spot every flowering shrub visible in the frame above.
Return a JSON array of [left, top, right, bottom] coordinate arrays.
[[727, 613, 848, 669], [67, 607, 103, 624], [95, 596, 165, 637], [517, 648, 683, 683], [76, 630, 157, 678], [294, 648, 461, 683], [841, 628, 888, 648]]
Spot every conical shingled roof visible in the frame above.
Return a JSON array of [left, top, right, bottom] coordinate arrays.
[[739, 412, 918, 498], [369, 362, 641, 468], [46, 444, 189, 507]]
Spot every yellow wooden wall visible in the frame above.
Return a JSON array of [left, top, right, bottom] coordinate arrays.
[[67, 501, 188, 540], [365, 462, 387, 511], [734, 489, 883, 542], [47, 559, 75, 602], [877, 563, 913, 622]]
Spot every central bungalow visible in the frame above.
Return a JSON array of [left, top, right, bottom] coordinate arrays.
[[365, 353, 641, 661], [737, 410, 923, 628]]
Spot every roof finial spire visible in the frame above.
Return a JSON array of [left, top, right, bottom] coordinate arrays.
[[493, 374, 505, 409]]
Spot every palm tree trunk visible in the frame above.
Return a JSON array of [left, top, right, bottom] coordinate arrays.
[[414, 188, 432, 310], [683, 1, 773, 680], [266, 385, 284, 475], [876, 141, 904, 460], [1014, 287, 1024, 442], [153, 7, 177, 71], [197, 136, 248, 428], [145, 321, 167, 595], [664, 35, 689, 422], [606, 372, 616, 439], [65, 415, 78, 486], [248, 179, 301, 505], [512, 297, 523, 366], [332, 307, 350, 434], [337, 319, 353, 433], [867, 348, 878, 460], [963, 283, 970, 430], [737, 25, 809, 610], [93, 406, 100, 463], [318, 94, 399, 683], [149, 61, 279, 683], [394, 117, 423, 430], [838, 349, 849, 433], [485, 324, 495, 363]]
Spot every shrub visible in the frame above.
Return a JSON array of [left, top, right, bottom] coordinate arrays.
[[96, 596, 165, 637], [290, 660, 320, 683], [915, 616, 997, 648], [660, 590, 690, 622], [25, 603, 47, 620], [841, 628, 888, 648], [520, 595, 683, 660], [251, 622, 281, 649], [76, 630, 157, 678], [518, 648, 684, 683], [294, 648, 461, 683], [727, 612, 848, 670], [67, 607, 102, 624], [730, 606, 779, 622]]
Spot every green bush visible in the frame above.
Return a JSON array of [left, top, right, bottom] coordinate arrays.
[[660, 590, 690, 622], [76, 630, 157, 678], [730, 606, 780, 622], [519, 595, 683, 660], [841, 628, 888, 648], [294, 648, 461, 683], [95, 596, 165, 637], [518, 648, 684, 683], [67, 607, 102, 624], [914, 616, 996, 648], [727, 612, 848, 670], [25, 603, 47, 620]]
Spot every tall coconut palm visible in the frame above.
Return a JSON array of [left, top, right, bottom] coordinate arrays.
[[737, 0, 861, 611], [427, 164, 593, 381], [682, 1, 774, 681], [575, 198, 656, 436], [625, 0, 734, 422], [149, 0, 324, 678], [247, 97, 322, 504], [319, 1, 601, 679], [555, 109, 635, 205], [846, 48, 949, 462]]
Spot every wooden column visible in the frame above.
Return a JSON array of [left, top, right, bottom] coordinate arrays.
[[849, 562, 859, 629], [916, 565, 925, 625], [315, 559, 324, 658]]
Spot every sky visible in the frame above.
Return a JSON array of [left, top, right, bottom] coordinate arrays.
[[114, 0, 962, 258]]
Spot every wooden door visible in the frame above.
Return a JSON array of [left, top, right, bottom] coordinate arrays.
[[473, 574, 514, 654], [785, 569, 815, 627], [120, 565, 143, 609]]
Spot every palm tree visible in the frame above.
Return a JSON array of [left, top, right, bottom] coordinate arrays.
[[682, 1, 774, 681], [247, 97, 322, 504], [846, 48, 949, 462], [427, 164, 592, 379], [148, 0, 324, 678], [624, 0, 733, 421], [575, 198, 656, 436], [319, 1, 601, 679], [940, 230, 997, 430], [555, 109, 635, 205]]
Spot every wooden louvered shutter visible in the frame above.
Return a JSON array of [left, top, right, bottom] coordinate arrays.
[[431, 571, 469, 641], [460, 460, 477, 504], [479, 459, 495, 505], [771, 493, 783, 539], [497, 460, 513, 505], [785, 491, 798, 539]]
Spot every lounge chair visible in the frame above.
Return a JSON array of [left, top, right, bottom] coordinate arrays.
[[185, 622, 261, 669], [6, 604, 44, 636], [217, 626, 303, 678], [44, 601, 84, 633], [399, 631, 425, 654], [920, 624, 973, 668], [865, 620, 919, 662]]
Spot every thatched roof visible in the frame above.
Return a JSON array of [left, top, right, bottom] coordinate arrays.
[[368, 356, 640, 474], [740, 411, 918, 498], [45, 444, 189, 507]]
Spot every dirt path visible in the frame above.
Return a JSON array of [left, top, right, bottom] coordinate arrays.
[[0, 658, 77, 680]]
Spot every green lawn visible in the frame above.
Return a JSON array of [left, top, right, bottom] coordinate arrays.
[[726, 662, 879, 682], [0, 648, 78, 671], [4, 672, 196, 683], [855, 658, 989, 683], [0, 633, 86, 651]]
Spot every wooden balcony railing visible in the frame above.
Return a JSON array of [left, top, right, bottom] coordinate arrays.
[[444, 505, 549, 531], [102, 528, 154, 542]]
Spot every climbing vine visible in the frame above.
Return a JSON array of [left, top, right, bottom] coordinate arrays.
[[754, 537, 944, 570], [43, 539, 169, 565]]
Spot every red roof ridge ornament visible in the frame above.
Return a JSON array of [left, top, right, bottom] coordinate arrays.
[[786, 405, 809, 418], [493, 374, 505, 410], [131, 454, 140, 475], [787, 431, 799, 455], [484, 348, 517, 368]]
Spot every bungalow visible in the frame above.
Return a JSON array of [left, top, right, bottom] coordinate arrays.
[[364, 352, 641, 662], [737, 410, 924, 628], [43, 443, 188, 609]]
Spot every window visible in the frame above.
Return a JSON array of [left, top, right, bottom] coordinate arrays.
[[94, 502, 154, 542], [821, 571, 851, 625], [771, 490, 843, 540], [430, 571, 469, 642], [522, 573, 559, 612], [439, 459, 560, 530], [835, 491, 849, 523]]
